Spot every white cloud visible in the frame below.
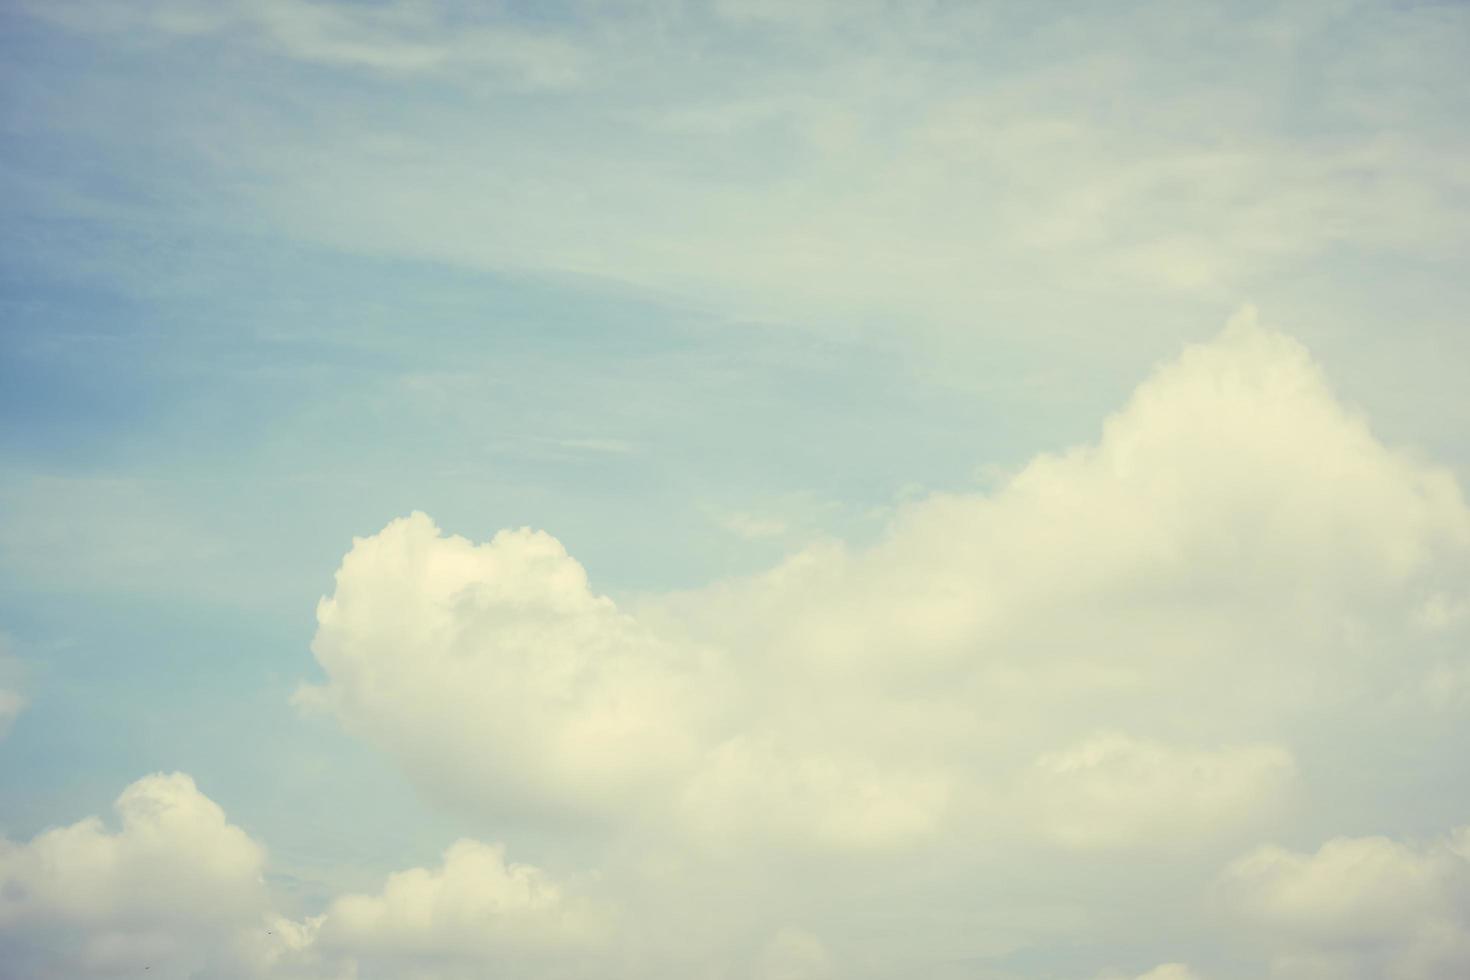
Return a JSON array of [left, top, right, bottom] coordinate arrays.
[[19, 0, 583, 86], [0, 773, 271, 978], [0, 774, 608, 980], [2, 312, 1468, 976], [675, 731, 953, 850], [6, 0, 1470, 973], [0, 773, 267, 927], [1221, 825, 1470, 979], [300, 312, 1470, 864], [314, 838, 608, 959], [299, 516, 729, 820], [20, 1, 1470, 341], [708, 508, 790, 541], [1027, 733, 1295, 850]]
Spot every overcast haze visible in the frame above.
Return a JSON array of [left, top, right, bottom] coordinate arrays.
[[3, 2, 1470, 978]]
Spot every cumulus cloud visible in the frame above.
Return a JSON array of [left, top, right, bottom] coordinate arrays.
[[133, 308, 1455, 978], [298, 518, 728, 821], [1221, 825, 1470, 979], [0, 773, 270, 978], [0, 774, 601, 980], [8, 0, 1470, 972], [0, 773, 267, 926], [301, 312, 1470, 864], [1, 313, 1467, 978], [313, 838, 609, 964]]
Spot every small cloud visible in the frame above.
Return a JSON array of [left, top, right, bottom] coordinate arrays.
[[487, 435, 640, 460], [548, 436, 638, 455], [288, 682, 332, 719], [708, 508, 789, 540], [316, 838, 611, 956], [1094, 965, 1205, 980], [0, 636, 24, 739], [0, 689, 25, 740]]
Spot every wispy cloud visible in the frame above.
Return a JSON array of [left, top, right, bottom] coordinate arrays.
[[14, 0, 1470, 338], [19, 0, 585, 85]]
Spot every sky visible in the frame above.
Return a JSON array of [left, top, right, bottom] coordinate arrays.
[[2, 1, 1470, 978]]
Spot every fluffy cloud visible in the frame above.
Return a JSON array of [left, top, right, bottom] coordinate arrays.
[[0, 773, 266, 923], [0, 773, 270, 978], [299, 520, 727, 821], [0, 775, 600, 980], [301, 312, 1470, 864], [313, 838, 609, 966], [1221, 825, 1470, 979]]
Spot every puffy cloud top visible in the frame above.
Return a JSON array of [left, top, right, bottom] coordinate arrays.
[[316, 838, 608, 957], [0, 772, 266, 929], [305, 516, 725, 817]]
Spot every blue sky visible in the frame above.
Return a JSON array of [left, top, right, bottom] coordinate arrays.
[[3, 2, 1470, 979]]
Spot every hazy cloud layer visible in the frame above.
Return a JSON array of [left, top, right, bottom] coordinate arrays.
[[12, 0, 1470, 341]]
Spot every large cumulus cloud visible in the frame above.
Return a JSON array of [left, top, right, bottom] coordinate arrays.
[[276, 310, 1470, 975], [299, 311, 1470, 861]]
